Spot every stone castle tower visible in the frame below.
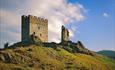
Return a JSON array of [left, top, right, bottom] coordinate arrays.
[[61, 26, 69, 42], [21, 15, 48, 43]]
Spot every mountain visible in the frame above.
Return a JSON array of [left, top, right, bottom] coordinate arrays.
[[0, 41, 115, 70], [97, 50, 115, 59]]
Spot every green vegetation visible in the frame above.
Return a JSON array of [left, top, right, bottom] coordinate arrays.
[[97, 50, 115, 59], [0, 45, 115, 70]]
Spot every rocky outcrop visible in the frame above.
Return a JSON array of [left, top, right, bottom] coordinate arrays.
[[0, 52, 13, 63], [60, 41, 96, 56], [3, 40, 96, 57], [0, 44, 114, 70]]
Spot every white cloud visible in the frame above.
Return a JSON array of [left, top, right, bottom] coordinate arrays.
[[0, 0, 86, 47], [24, 0, 85, 43], [0, 9, 21, 48], [103, 12, 109, 18], [69, 29, 74, 37], [0, 9, 20, 29]]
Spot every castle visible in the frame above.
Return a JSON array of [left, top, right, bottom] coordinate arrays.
[[4, 15, 94, 57], [21, 15, 69, 43], [21, 15, 48, 43]]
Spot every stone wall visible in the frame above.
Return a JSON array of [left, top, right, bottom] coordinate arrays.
[[21, 15, 48, 43], [61, 26, 69, 42], [21, 15, 30, 43]]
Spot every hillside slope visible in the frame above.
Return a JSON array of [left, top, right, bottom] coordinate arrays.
[[97, 50, 115, 59], [0, 44, 115, 70]]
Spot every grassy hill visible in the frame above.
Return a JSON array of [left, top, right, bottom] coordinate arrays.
[[0, 42, 115, 70], [97, 50, 115, 59]]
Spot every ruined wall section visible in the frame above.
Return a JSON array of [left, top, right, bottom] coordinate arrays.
[[61, 26, 69, 42]]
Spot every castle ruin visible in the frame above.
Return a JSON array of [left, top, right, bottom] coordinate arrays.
[[21, 15, 69, 44], [61, 26, 69, 42], [21, 15, 48, 43]]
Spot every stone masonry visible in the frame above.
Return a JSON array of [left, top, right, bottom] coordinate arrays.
[[61, 25, 69, 42], [21, 15, 48, 43]]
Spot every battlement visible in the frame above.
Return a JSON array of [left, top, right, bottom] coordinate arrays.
[[21, 15, 48, 43], [22, 15, 48, 23]]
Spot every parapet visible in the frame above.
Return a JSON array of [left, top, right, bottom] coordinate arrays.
[[22, 15, 28, 19], [28, 15, 48, 23], [22, 15, 48, 23]]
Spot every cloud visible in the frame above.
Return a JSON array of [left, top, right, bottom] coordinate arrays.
[[0, 9, 20, 29], [103, 12, 109, 18], [0, 30, 21, 48], [0, 9, 21, 48], [24, 0, 85, 42], [0, 0, 86, 48], [69, 29, 74, 37]]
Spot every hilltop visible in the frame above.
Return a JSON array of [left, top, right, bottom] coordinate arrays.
[[0, 41, 115, 70], [97, 50, 115, 59]]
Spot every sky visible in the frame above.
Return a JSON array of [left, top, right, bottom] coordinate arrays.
[[0, 0, 115, 51]]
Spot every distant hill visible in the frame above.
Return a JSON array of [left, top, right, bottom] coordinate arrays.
[[0, 41, 115, 70], [97, 50, 115, 59]]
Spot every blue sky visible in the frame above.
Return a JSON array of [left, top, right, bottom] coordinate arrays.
[[67, 0, 115, 51], [0, 0, 115, 51]]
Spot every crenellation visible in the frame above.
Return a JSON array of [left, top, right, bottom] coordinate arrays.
[[28, 15, 48, 24], [45, 19, 48, 23], [22, 15, 48, 43], [22, 15, 69, 44], [22, 15, 28, 19]]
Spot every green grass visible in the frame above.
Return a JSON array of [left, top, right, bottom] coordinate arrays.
[[0, 45, 115, 70]]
